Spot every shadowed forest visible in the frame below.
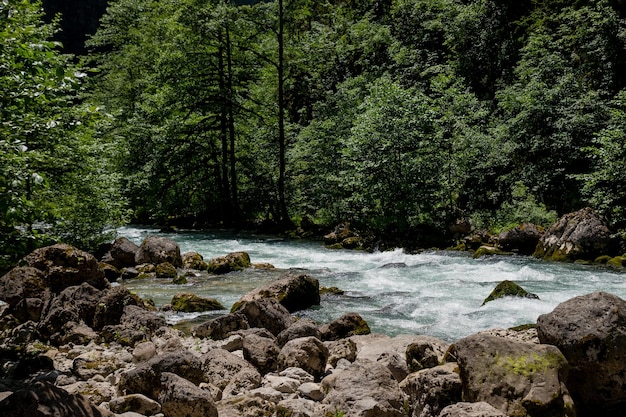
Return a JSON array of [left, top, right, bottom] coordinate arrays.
[[2, 0, 626, 269]]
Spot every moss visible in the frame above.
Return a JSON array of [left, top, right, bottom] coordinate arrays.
[[595, 255, 612, 264], [230, 300, 245, 313], [171, 293, 225, 312], [320, 286, 345, 296], [509, 323, 537, 332], [325, 243, 344, 250], [495, 351, 564, 378], [607, 256, 626, 269], [482, 280, 539, 306]]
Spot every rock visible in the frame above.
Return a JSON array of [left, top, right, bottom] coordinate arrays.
[[63, 379, 117, 405], [0, 267, 47, 309], [135, 235, 182, 267], [405, 336, 449, 373], [92, 286, 143, 330], [438, 402, 508, 417], [277, 336, 329, 381], [99, 263, 121, 282], [325, 338, 358, 367], [235, 272, 320, 313], [233, 298, 293, 336], [221, 367, 263, 399], [37, 283, 102, 340], [182, 251, 208, 270], [12, 297, 43, 323], [399, 362, 461, 417], [72, 349, 121, 380], [120, 267, 139, 280], [497, 223, 544, 255], [279, 367, 315, 383], [206, 252, 251, 274], [298, 381, 325, 401], [262, 374, 300, 393], [119, 305, 167, 334], [319, 312, 371, 341], [118, 351, 206, 398], [481, 280, 539, 306], [0, 380, 115, 417], [155, 262, 177, 278], [534, 207, 612, 262], [171, 293, 225, 313], [277, 318, 322, 346], [101, 237, 139, 269], [243, 333, 280, 375], [158, 372, 218, 417], [202, 348, 261, 391], [537, 291, 626, 416], [473, 245, 509, 258], [192, 313, 249, 340], [216, 395, 275, 417], [22, 244, 109, 292], [455, 333, 572, 417], [277, 397, 327, 416], [321, 359, 407, 417], [108, 393, 161, 415], [132, 341, 157, 363]]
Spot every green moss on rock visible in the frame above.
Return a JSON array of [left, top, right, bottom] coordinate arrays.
[[482, 280, 539, 306], [171, 293, 225, 313]]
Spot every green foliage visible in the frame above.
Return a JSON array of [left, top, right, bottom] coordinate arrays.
[[0, 0, 126, 270]]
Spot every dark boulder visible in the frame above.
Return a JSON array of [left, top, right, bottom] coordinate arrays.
[[319, 312, 371, 341], [101, 237, 139, 269], [92, 286, 144, 330], [206, 252, 251, 274], [534, 207, 613, 262], [481, 280, 539, 306], [537, 291, 626, 417], [171, 293, 225, 313], [233, 298, 293, 336], [497, 223, 544, 255], [135, 235, 182, 267], [0, 267, 48, 308], [192, 313, 249, 340], [235, 272, 320, 313]]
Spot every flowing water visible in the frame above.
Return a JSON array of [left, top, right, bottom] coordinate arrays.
[[119, 226, 626, 343]]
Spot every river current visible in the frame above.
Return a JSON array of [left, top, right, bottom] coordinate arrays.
[[119, 226, 626, 343]]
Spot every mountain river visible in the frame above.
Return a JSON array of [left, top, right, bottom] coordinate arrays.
[[119, 226, 626, 343]]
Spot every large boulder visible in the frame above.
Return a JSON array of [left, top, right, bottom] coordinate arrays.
[[321, 359, 407, 417], [158, 372, 218, 417], [455, 333, 572, 417], [101, 237, 139, 269], [533, 207, 612, 262], [277, 336, 329, 381], [0, 267, 48, 309], [192, 313, 249, 340], [233, 298, 293, 336], [0, 380, 115, 417], [497, 223, 544, 255], [206, 252, 251, 274], [537, 291, 626, 417], [92, 285, 143, 330], [277, 318, 322, 346], [481, 280, 539, 306], [182, 251, 208, 270], [171, 293, 225, 313], [399, 362, 461, 417], [320, 312, 371, 341], [242, 333, 280, 375], [21, 244, 109, 292], [202, 348, 261, 392], [235, 272, 320, 313], [135, 235, 182, 267]]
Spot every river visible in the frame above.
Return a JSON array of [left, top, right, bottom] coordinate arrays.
[[119, 226, 626, 343]]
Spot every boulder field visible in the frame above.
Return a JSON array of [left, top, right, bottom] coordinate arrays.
[[1, 240, 625, 417]]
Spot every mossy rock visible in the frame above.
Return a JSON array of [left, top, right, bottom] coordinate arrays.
[[473, 245, 508, 259], [172, 275, 188, 285], [607, 256, 626, 269], [594, 255, 612, 264], [155, 262, 177, 278], [325, 243, 344, 250], [320, 286, 345, 296], [482, 280, 539, 306], [171, 293, 225, 313], [206, 251, 251, 274]]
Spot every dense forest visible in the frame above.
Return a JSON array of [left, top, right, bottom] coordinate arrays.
[[2, 0, 626, 270]]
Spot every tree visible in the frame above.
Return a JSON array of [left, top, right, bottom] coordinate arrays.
[[0, 0, 125, 270]]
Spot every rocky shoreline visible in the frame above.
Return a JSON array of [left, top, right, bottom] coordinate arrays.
[[1, 232, 626, 417]]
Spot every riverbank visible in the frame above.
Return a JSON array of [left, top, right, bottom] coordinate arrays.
[[2, 241, 626, 416]]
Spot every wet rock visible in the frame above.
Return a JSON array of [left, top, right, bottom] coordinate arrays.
[[481, 280, 539, 306], [321, 359, 407, 417], [192, 313, 249, 340], [155, 262, 177, 278], [277, 336, 329, 381], [399, 362, 461, 417], [171, 293, 225, 313], [101, 237, 139, 269], [206, 252, 251, 274], [319, 312, 371, 341], [182, 251, 208, 270], [235, 272, 320, 313], [534, 207, 612, 262], [135, 235, 182, 267], [455, 333, 572, 417], [537, 291, 626, 417]]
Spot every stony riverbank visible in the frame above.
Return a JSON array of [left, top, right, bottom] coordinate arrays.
[[1, 238, 626, 417]]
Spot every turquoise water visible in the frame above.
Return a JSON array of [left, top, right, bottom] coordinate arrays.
[[119, 226, 626, 343]]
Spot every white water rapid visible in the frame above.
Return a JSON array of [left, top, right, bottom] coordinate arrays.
[[119, 226, 626, 343]]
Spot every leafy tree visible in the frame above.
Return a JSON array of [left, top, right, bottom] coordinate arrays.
[[1, 0, 125, 271]]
